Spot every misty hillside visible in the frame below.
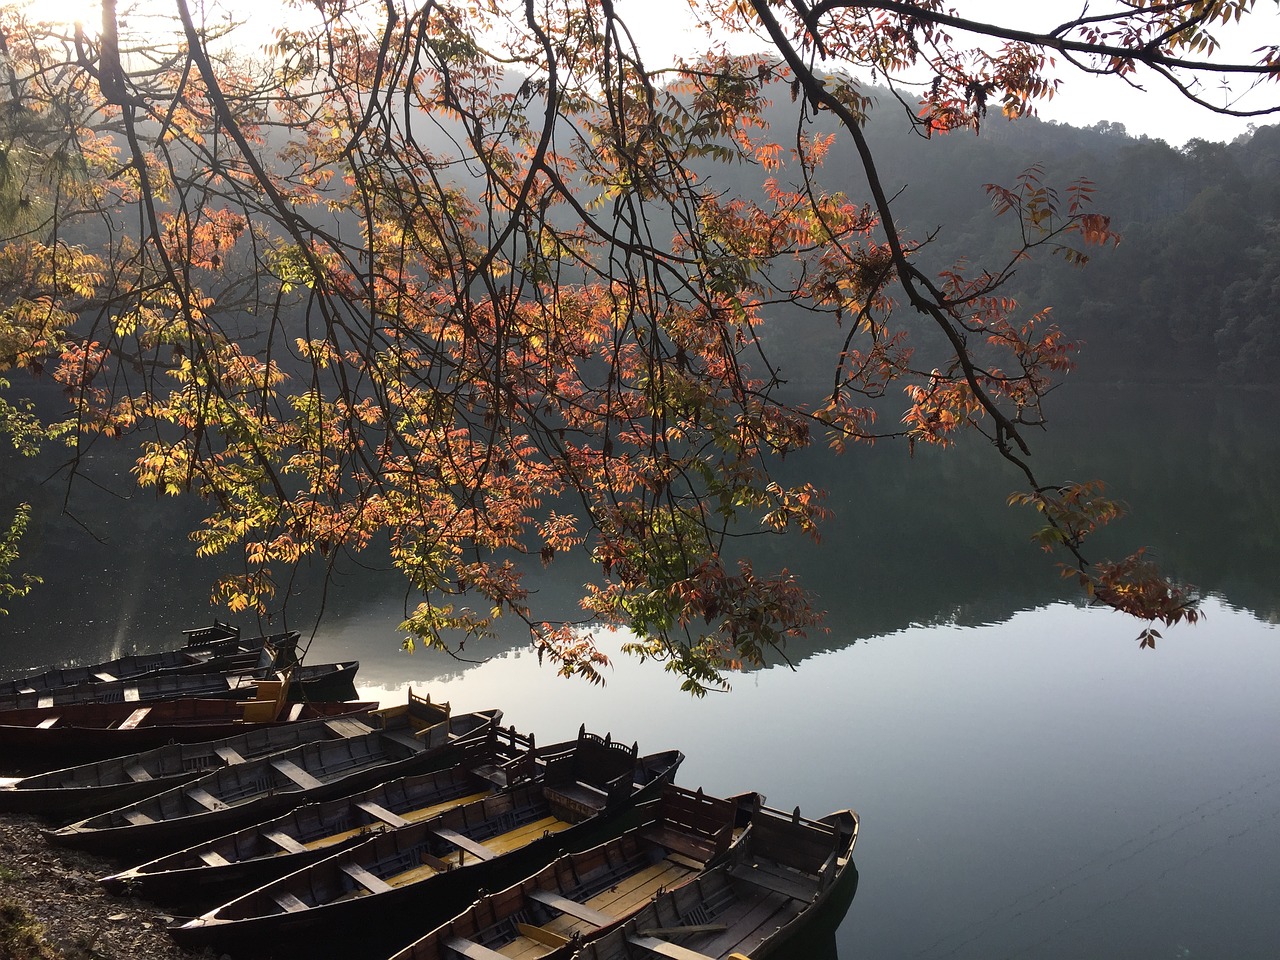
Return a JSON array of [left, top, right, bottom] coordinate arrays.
[[693, 85, 1280, 389]]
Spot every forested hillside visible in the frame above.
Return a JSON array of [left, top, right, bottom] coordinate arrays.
[[744, 90, 1280, 388]]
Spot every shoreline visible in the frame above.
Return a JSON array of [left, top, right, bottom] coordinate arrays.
[[0, 813, 192, 959]]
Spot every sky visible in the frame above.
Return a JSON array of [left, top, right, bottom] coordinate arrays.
[[613, 0, 1280, 144], [15, 0, 1280, 145]]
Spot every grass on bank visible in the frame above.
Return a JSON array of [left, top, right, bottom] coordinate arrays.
[[0, 898, 59, 960]]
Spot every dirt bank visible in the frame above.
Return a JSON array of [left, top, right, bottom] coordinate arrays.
[[0, 814, 194, 959]]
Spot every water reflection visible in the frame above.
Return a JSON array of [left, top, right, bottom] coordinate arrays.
[[342, 600, 1279, 960], [2, 384, 1277, 673], [0, 383, 1278, 959], [782, 863, 859, 960]]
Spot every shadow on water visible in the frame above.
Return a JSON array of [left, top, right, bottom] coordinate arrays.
[[777, 862, 860, 960]]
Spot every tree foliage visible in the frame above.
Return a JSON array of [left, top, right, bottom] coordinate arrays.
[[1, 0, 1274, 689]]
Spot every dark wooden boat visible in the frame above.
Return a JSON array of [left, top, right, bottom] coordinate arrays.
[[48, 691, 499, 857], [0, 694, 371, 771], [561, 797, 859, 960], [0, 671, 268, 713], [0, 660, 359, 713], [278, 660, 360, 702], [383, 785, 752, 960], [101, 726, 545, 906], [0, 704, 379, 819], [1, 628, 298, 696], [2, 648, 259, 697], [168, 731, 685, 959]]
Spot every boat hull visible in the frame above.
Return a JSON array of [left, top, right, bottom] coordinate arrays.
[[0, 659, 357, 716], [0, 705, 379, 819], [0, 698, 376, 772], [48, 700, 501, 858]]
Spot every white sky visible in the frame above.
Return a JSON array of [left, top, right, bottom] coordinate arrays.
[[17, 0, 1280, 145], [614, 0, 1280, 145]]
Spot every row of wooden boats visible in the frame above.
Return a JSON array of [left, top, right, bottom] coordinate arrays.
[[0, 623, 860, 959], [0, 623, 363, 768], [51, 692, 506, 857], [0, 694, 376, 769], [0, 656, 359, 712]]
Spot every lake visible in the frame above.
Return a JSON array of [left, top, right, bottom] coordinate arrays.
[[1, 382, 1277, 959]]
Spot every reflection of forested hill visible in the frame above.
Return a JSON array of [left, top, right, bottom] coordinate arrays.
[[2, 382, 1275, 675], [741, 381, 1280, 665]]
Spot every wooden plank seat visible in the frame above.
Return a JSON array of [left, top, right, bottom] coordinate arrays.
[[724, 863, 818, 902], [117, 707, 152, 730], [304, 791, 495, 854], [214, 746, 246, 765], [324, 718, 372, 739], [273, 891, 309, 913], [429, 826, 497, 861], [626, 934, 716, 960], [122, 687, 141, 702], [123, 811, 155, 826], [444, 937, 510, 960], [34, 717, 59, 729], [261, 829, 307, 854], [186, 786, 231, 811], [527, 889, 615, 926], [354, 800, 409, 829], [340, 862, 394, 894], [123, 763, 153, 782], [94, 672, 118, 682], [516, 923, 570, 948], [198, 850, 233, 867], [271, 758, 324, 790]]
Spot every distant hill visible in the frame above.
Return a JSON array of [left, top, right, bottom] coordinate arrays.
[[694, 83, 1280, 388]]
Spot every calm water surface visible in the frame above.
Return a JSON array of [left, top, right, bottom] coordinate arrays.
[[0, 384, 1277, 958]]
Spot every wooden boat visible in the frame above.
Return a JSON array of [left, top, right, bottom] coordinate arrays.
[[101, 726, 546, 907], [276, 659, 360, 702], [561, 797, 859, 960], [1, 628, 299, 696], [0, 693, 371, 771], [49, 691, 500, 858], [168, 731, 685, 959], [0, 703, 379, 819], [0, 660, 359, 713], [383, 785, 752, 960]]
